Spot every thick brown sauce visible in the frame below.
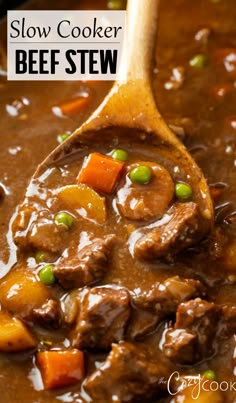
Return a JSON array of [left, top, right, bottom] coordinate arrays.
[[0, 0, 236, 402]]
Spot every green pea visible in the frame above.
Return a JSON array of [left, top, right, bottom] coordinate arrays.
[[54, 211, 74, 230], [107, 0, 123, 9], [130, 166, 152, 184], [38, 265, 56, 285], [57, 133, 70, 143], [111, 149, 128, 161], [35, 250, 46, 263], [189, 54, 207, 68], [175, 183, 192, 201], [202, 369, 216, 380]]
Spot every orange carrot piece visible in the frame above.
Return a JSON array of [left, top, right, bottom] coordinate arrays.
[[78, 152, 125, 194], [37, 350, 85, 390], [58, 96, 90, 116]]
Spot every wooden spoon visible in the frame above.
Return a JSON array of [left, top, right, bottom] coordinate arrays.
[[17, 0, 214, 247], [37, 0, 213, 224]]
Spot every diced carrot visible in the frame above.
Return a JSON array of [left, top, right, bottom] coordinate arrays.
[[57, 96, 90, 116], [78, 152, 125, 194], [37, 349, 85, 390]]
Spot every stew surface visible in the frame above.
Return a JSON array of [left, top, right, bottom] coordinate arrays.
[[0, 0, 236, 402]]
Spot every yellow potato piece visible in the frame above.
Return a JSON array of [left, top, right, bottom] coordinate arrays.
[[57, 184, 106, 224], [0, 269, 51, 316], [0, 311, 36, 352]]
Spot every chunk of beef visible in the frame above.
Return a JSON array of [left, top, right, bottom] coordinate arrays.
[[127, 307, 160, 340], [207, 227, 227, 260], [220, 305, 236, 337], [71, 286, 130, 350], [164, 329, 198, 364], [31, 299, 62, 329], [134, 276, 205, 314], [163, 298, 220, 364], [13, 205, 67, 253], [128, 276, 205, 339], [53, 235, 115, 289], [28, 219, 67, 253], [134, 202, 203, 260], [84, 341, 170, 402]]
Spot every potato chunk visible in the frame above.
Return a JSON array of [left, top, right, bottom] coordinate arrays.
[[57, 184, 106, 224], [0, 311, 36, 352], [0, 269, 51, 318]]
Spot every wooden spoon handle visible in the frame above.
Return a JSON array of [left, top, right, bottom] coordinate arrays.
[[80, 0, 161, 130], [119, 0, 159, 82]]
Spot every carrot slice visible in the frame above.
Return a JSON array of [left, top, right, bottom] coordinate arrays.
[[37, 350, 85, 390], [56, 96, 90, 116], [78, 152, 125, 194]]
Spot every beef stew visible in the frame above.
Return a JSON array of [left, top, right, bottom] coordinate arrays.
[[0, 0, 236, 402]]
